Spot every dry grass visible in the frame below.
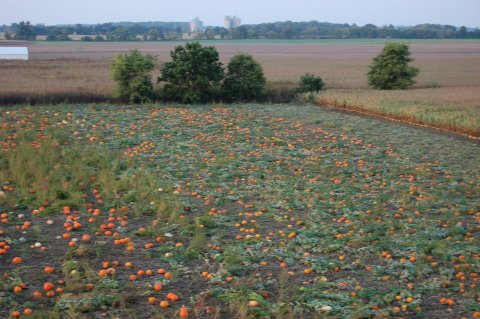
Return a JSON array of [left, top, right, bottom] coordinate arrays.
[[0, 59, 114, 104], [318, 87, 480, 136]]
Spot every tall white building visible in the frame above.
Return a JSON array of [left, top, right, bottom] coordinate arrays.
[[224, 16, 241, 29], [190, 17, 204, 33]]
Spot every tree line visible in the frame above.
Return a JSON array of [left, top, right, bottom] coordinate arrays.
[[113, 42, 417, 104], [3, 20, 480, 41]]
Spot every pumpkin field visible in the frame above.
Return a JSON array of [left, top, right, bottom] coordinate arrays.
[[0, 103, 479, 319]]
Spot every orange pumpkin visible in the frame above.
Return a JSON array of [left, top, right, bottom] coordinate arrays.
[[43, 282, 54, 291], [179, 305, 189, 318], [23, 308, 33, 315], [44, 266, 55, 273]]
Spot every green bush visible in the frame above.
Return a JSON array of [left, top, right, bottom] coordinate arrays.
[[158, 42, 224, 103], [367, 42, 419, 90], [223, 54, 266, 102], [111, 49, 155, 103], [263, 81, 298, 103], [297, 73, 325, 93]]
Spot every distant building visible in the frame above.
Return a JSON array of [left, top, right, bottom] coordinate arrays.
[[0, 47, 29, 60], [224, 16, 241, 29], [190, 17, 204, 33]]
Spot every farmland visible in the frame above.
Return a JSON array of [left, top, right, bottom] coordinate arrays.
[[0, 103, 479, 318], [1, 39, 480, 135]]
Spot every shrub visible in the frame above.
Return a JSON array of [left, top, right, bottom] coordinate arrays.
[[223, 54, 266, 102], [263, 81, 298, 103], [111, 49, 155, 103], [158, 42, 224, 103], [297, 73, 325, 93], [368, 42, 419, 90]]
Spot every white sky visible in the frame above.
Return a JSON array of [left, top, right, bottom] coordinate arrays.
[[1, 0, 479, 27]]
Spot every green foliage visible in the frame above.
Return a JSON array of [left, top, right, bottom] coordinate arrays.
[[106, 27, 136, 41], [264, 81, 298, 103], [14, 21, 36, 40], [146, 28, 163, 41], [158, 42, 224, 103], [223, 54, 266, 102], [367, 43, 420, 90], [111, 49, 155, 103], [297, 73, 325, 93], [46, 28, 71, 41]]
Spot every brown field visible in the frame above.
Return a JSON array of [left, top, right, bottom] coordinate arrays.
[[1, 40, 480, 134]]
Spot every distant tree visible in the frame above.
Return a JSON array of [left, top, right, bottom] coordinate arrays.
[[204, 28, 216, 39], [81, 36, 93, 41], [223, 54, 266, 102], [106, 27, 135, 41], [146, 28, 162, 41], [46, 28, 71, 41], [232, 25, 248, 39], [33, 24, 48, 36], [281, 26, 294, 39], [111, 49, 156, 103], [297, 73, 325, 93], [367, 43, 419, 90], [159, 42, 224, 103], [94, 34, 105, 41], [14, 21, 36, 40]]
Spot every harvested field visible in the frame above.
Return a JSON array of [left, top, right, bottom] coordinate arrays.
[[5, 40, 480, 85]]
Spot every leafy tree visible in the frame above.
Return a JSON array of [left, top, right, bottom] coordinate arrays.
[[159, 42, 224, 103], [297, 73, 325, 93], [146, 28, 162, 41], [14, 21, 36, 40], [232, 26, 248, 39], [106, 27, 135, 41], [223, 54, 266, 102], [111, 49, 155, 103], [46, 28, 71, 41], [368, 43, 419, 90]]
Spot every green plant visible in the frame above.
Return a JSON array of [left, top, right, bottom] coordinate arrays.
[[297, 73, 325, 94], [223, 54, 266, 102], [367, 42, 419, 90], [111, 49, 155, 103], [14, 21, 36, 40], [158, 42, 224, 103]]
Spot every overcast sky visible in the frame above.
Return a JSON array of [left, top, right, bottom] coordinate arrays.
[[1, 0, 479, 27]]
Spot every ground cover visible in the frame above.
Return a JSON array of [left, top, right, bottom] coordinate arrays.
[[317, 86, 480, 137], [0, 103, 479, 318]]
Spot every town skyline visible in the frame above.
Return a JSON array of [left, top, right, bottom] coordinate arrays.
[[1, 0, 479, 28]]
